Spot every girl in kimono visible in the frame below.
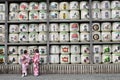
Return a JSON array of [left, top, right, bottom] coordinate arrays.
[[20, 50, 30, 77], [32, 49, 40, 76]]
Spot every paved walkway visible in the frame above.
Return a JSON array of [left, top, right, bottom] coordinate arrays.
[[0, 74, 120, 80]]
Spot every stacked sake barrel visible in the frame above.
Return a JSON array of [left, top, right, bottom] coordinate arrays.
[[8, 46, 47, 64], [0, 46, 5, 64], [50, 45, 90, 64], [8, 46, 18, 64], [9, 2, 47, 21], [0, 3, 5, 21], [49, 23, 90, 42], [112, 22, 120, 42], [0, 25, 5, 43], [0, 4, 5, 43], [92, 1, 120, 20], [112, 45, 120, 63], [81, 45, 90, 64], [9, 23, 47, 43], [93, 45, 120, 64], [92, 22, 120, 42], [49, 1, 90, 20]]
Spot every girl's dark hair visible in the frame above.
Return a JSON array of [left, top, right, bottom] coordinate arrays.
[[24, 50, 27, 54], [35, 49, 39, 53]]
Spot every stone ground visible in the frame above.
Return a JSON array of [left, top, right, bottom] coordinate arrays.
[[0, 74, 120, 80]]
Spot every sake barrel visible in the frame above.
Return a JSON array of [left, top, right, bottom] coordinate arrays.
[[112, 54, 120, 63], [8, 46, 18, 55], [60, 45, 70, 54], [111, 10, 120, 19], [80, 23, 89, 32], [18, 11, 28, 21], [92, 32, 101, 41], [49, 2, 59, 10], [71, 54, 80, 63], [39, 23, 47, 32], [101, 1, 111, 10], [29, 24, 38, 32], [9, 34, 18, 43], [102, 54, 111, 63], [0, 46, 4, 55], [94, 54, 101, 64], [0, 34, 4, 43], [71, 45, 80, 54], [18, 46, 28, 55], [40, 55, 47, 64], [103, 45, 111, 54], [50, 45, 60, 54], [9, 3, 19, 12], [93, 45, 102, 54], [70, 32, 79, 42], [29, 32, 38, 42], [49, 32, 59, 42], [70, 10, 80, 20], [49, 11, 59, 20], [38, 32, 47, 42], [19, 32, 28, 42], [50, 55, 59, 64], [70, 1, 79, 10], [28, 46, 37, 55], [49, 23, 59, 32], [92, 23, 100, 31], [39, 2, 47, 10], [81, 45, 90, 54], [101, 22, 111, 32], [80, 32, 90, 42], [29, 11, 39, 20], [59, 2, 69, 10], [9, 24, 19, 33], [59, 23, 69, 31], [111, 1, 120, 9], [60, 55, 70, 64], [0, 12, 5, 21], [29, 2, 39, 11], [59, 31, 69, 42], [101, 10, 111, 19], [0, 4, 5, 12], [9, 12, 18, 21], [39, 10, 47, 20], [0, 55, 4, 63], [80, 1, 88, 10], [112, 45, 120, 54], [39, 46, 47, 55], [112, 22, 120, 32], [112, 32, 120, 42], [70, 23, 79, 31], [19, 24, 28, 32], [92, 9, 101, 19], [8, 55, 18, 64], [59, 11, 69, 20], [81, 9, 89, 19], [20, 2, 29, 11], [81, 53, 90, 64], [101, 32, 111, 41], [0, 25, 5, 33], [92, 1, 100, 9]]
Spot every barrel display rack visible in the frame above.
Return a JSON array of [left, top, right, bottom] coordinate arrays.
[[0, 0, 120, 74]]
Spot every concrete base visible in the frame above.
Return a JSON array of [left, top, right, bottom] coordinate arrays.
[[0, 64, 120, 74]]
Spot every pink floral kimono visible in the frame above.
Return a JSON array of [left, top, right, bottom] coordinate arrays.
[[32, 52, 40, 76], [21, 54, 30, 76]]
